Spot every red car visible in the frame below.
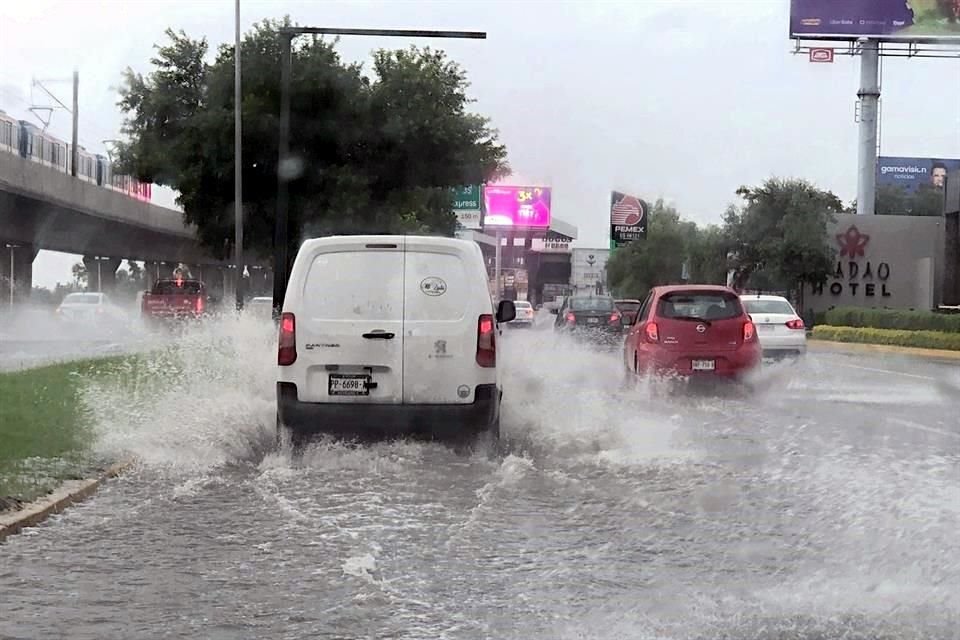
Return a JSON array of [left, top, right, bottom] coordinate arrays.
[[623, 285, 761, 380]]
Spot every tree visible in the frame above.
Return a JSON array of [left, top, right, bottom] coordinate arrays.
[[117, 20, 508, 259], [725, 178, 842, 308], [71, 262, 88, 288], [606, 200, 696, 298]]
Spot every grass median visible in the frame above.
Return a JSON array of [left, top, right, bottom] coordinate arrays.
[[0, 356, 147, 509], [812, 325, 960, 352]]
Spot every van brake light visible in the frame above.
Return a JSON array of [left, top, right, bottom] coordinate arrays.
[[477, 314, 496, 367], [278, 312, 297, 366]]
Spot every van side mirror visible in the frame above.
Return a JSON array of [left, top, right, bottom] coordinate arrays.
[[496, 300, 516, 324]]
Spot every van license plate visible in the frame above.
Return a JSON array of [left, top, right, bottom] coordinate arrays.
[[329, 374, 370, 396], [692, 359, 716, 371]]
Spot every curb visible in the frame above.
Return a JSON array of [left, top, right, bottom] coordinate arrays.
[[0, 458, 136, 542], [809, 339, 960, 361]]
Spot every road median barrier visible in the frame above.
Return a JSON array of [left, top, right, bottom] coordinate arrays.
[[811, 325, 960, 359], [0, 459, 135, 541]]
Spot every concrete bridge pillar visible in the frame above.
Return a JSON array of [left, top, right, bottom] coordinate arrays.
[[83, 256, 122, 293], [0, 243, 38, 306]]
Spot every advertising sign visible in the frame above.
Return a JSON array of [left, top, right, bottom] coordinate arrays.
[[877, 156, 960, 192], [806, 214, 943, 313], [531, 233, 572, 253], [809, 47, 835, 62], [790, 0, 960, 41], [483, 186, 552, 228], [452, 184, 482, 230], [610, 191, 648, 248]]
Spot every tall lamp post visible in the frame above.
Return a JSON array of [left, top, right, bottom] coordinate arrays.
[[5, 243, 19, 307], [271, 27, 487, 316], [234, 0, 244, 311]]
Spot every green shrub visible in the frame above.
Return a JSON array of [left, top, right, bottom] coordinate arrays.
[[822, 307, 960, 333], [812, 325, 960, 351]]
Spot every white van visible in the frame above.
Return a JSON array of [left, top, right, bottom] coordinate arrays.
[[276, 235, 516, 445]]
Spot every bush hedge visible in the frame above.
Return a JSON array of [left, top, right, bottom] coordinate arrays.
[[812, 325, 960, 351], [822, 307, 960, 333]]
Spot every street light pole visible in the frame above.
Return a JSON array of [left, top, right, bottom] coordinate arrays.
[[234, 0, 244, 311], [6, 244, 16, 307], [271, 27, 487, 317]]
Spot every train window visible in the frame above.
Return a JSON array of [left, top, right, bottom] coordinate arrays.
[[0, 121, 11, 146]]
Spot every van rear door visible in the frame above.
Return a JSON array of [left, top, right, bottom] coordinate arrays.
[[296, 239, 405, 403], [402, 238, 478, 404]]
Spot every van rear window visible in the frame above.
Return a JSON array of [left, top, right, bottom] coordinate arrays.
[[658, 291, 742, 321], [303, 251, 403, 320]]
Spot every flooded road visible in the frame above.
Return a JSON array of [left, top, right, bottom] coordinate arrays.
[[1, 319, 958, 639]]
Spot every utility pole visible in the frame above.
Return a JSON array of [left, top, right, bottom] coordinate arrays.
[[234, 0, 244, 311], [272, 27, 487, 317], [856, 40, 880, 215], [6, 244, 17, 307], [71, 71, 79, 177]]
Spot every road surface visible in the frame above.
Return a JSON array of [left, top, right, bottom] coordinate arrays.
[[1, 324, 957, 639]]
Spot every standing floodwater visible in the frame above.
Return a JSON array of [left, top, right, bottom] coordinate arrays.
[[1, 317, 957, 639]]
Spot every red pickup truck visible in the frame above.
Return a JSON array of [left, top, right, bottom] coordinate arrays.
[[141, 278, 208, 322]]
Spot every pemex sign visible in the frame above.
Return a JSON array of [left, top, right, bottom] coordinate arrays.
[[609, 191, 648, 249]]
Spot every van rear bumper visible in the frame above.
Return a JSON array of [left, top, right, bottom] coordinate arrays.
[[276, 382, 500, 439]]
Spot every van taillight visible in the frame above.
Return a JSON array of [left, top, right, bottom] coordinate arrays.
[[645, 322, 659, 343], [743, 321, 756, 342], [278, 312, 297, 366], [477, 314, 496, 367]]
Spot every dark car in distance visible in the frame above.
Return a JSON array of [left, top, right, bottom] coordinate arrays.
[[615, 299, 643, 325], [623, 285, 760, 380], [553, 295, 626, 344]]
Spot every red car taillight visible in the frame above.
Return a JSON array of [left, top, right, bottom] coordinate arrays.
[[644, 322, 659, 343], [609, 311, 621, 325], [278, 312, 297, 366], [477, 314, 496, 367], [743, 320, 756, 342], [785, 318, 805, 330], [565, 311, 576, 325]]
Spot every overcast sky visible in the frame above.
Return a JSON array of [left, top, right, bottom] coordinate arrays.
[[2, 0, 958, 288]]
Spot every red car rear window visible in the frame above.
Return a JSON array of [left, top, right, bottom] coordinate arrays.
[[657, 291, 742, 321]]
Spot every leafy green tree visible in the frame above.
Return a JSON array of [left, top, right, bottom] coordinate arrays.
[[725, 178, 842, 307], [686, 224, 729, 285], [71, 262, 88, 288], [117, 20, 508, 259], [606, 200, 692, 298]]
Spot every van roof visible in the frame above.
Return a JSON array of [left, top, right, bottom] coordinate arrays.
[[300, 235, 475, 252]]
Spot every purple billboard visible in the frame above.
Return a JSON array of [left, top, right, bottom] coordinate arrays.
[[790, 0, 960, 41], [483, 186, 552, 228]]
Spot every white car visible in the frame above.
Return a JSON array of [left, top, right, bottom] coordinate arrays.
[[508, 300, 535, 327], [55, 292, 125, 324], [740, 294, 806, 357], [276, 235, 516, 447]]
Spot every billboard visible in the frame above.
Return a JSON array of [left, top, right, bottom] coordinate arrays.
[[790, 0, 960, 41], [483, 186, 551, 228], [610, 191, 648, 248], [877, 156, 960, 192]]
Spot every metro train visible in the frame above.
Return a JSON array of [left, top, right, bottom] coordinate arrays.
[[0, 108, 151, 202]]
